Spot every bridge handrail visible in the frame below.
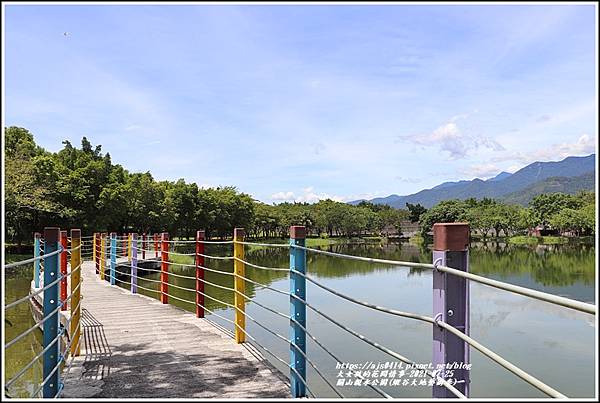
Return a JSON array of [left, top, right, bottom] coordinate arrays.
[[288, 268, 566, 398], [288, 244, 596, 315], [3, 246, 64, 269]]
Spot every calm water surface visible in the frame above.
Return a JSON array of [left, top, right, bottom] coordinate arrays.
[[4, 241, 596, 398]]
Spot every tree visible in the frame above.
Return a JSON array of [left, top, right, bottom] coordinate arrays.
[[406, 203, 427, 223], [419, 200, 469, 237]]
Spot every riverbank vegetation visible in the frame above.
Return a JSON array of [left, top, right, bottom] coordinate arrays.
[[5, 127, 596, 246]]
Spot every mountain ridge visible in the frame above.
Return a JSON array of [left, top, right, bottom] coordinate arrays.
[[351, 154, 596, 208]]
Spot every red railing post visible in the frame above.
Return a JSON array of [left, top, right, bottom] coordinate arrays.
[[161, 232, 169, 304], [195, 230, 205, 318], [60, 230, 68, 310]]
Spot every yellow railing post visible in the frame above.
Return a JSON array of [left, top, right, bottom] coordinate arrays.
[[100, 233, 106, 280], [70, 229, 82, 356], [234, 228, 246, 343]]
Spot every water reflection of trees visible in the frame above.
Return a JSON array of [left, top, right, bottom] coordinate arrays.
[[142, 241, 594, 312]]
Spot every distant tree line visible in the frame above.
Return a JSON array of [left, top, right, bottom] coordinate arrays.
[[4, 127, 408, 245], [5, 126, 595, 246], [418, 192, 595, 238]]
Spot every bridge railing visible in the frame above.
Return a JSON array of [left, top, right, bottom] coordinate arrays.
[[3, 228, 92, 398], [6, 224, 595, 399], [90, 224, 595, 399]]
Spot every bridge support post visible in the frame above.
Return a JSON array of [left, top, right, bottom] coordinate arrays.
[[161, 233, 169, 304], [94, 233, 99, 274], [233, 228, 246, 343], [432, 223, 470, 398], [60, 230, 68, 311], [34, 232, 41, 288], [110, 232, 116, 285], [155, 233, 159, 258], [142, 233, 146, 260], [196, 230, 205, 318], [92, 232, 97, 267], [131, 233, 138, 294], [127, 233, 132, 262], [42, 227, 60, 398], [100, 234, 106, 280], [289, 226, 307, 398], [70, 229, 82, 356]]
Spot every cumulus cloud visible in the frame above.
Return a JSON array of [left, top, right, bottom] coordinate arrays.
[[398, 117, 505, 159], [270, 187, 349, 204], [271, 191, 296, 201], [493, 133, 597, 164], [459, 163, 501, 179]]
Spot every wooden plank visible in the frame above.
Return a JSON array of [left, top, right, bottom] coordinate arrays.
[[62, 260, 290, 398]]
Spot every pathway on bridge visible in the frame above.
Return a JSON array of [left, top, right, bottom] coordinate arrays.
[[62, 260, 290, 398]]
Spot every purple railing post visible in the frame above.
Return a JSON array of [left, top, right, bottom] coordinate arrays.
[[131, 233, 138, 294], [432, 223, 470, 398]]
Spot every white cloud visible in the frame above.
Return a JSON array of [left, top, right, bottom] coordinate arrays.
[[395, 176, 422, 183], [493, 133, 597, 164], [459, 163, 501, 179], [271, 191, 295, 201], [270, 187, 350, 204], [399, 117, 504, 159]]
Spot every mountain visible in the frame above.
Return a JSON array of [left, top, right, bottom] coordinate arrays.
[[500, 171, 595, 205], [355, 154, 595, 208], [487, 171, 512, 182]]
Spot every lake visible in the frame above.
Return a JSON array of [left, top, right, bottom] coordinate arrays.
[[4, 240, 596, 398]]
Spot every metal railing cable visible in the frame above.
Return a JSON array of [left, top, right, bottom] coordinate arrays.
[[163, 239, 234, 244], [4, 246, 64, 269], [5, 273, 67, 311], [434, 264, 595, 315], [30, 344, 64, 398], [434, 320, 565, 398], [55, 335, 84, 398], [287, 293, 466, 398], [109, 263, 324, 397], [287, 314, 391, 398], [289, 269, 566, 398], [235, 240, 290, 248], [234, 256, 290, 272], [290, 269, 434, 323], [193, 298, 314, 397], [289, 244, 596, 315], [4, 335, 61, 389], [4, 281, 81, 350]]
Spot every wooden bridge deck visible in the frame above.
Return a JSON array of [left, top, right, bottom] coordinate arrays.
[[62, 260, 290, 398]]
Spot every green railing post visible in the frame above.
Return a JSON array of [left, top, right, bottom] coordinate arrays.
[[289, 225, 307, 397], [42, 227, 60, 398]]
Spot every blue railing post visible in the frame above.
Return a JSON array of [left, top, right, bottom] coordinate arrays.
[[34, 232, 41, 288], [110, 232, 116, 285], [42, 227, 60, 398], [131, 233, 137, 293], [432, 223, 470, 398], [289, 225, 307, 398]]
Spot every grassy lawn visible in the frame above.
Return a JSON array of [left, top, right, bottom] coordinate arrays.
[[508, 235, 569, 245]]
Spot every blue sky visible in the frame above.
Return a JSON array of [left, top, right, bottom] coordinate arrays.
[[4, 4, 597, 204]]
